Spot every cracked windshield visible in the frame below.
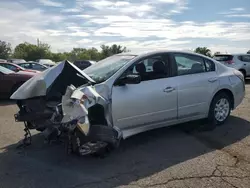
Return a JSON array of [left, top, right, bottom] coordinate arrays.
[[0, 0, 249, 188]]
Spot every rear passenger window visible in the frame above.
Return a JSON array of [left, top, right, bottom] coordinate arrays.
[[174, 54, 206, 76], [204, 59, 215, 72], [241, 55, 250, 62]]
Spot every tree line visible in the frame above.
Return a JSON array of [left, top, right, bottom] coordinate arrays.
[[0, 40, 249, 62], [0, 40, 128, 62]]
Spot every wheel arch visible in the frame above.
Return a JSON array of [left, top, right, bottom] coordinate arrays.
[[210, 88, 234, 109]]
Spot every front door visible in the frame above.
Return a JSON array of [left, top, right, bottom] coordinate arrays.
[[111, 54, 178, 132]]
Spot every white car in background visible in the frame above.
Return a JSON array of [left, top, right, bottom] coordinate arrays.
[[214, 54, 250, 79], [36, 59, 56, 67], [7, 59, 26, 64]]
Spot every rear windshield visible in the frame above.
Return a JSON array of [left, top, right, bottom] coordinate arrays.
[[214, 55, 233, 61]]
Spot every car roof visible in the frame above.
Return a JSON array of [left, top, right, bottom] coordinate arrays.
[[0, 62, 17, 66], [214, 53, 250, 56], [116, 49, 211, 59]]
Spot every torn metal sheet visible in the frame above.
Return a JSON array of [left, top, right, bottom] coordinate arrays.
[[10, 60, 95, 100], [61, 85, 88, 123], [61, 84, 108, 123]]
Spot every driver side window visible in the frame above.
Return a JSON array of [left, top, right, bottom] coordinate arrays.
[[126, 55, 169, 82]]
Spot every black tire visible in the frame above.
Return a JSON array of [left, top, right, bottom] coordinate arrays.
[[208, 92, 232, 127]]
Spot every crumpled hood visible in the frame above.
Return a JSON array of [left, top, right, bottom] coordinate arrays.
[[10, 60, 95, 100]]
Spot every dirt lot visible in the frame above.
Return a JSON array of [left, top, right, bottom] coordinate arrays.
[[1, 82, 250, 188]]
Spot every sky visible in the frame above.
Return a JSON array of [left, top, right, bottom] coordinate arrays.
[[0, 0, 249, 53]]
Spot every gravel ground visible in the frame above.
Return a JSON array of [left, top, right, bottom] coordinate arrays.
[[1, 82, 250, 188]]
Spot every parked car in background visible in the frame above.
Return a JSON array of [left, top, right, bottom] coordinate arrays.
[[0, 62, 40, 73], [36, 59, 56, 67], [214, 54, 250, 79], [0, 59, 7, 62], [7, 59, 26, 64], [17, 62, 48, 71], [0, 66, 35, 98], [11, 50, 245, 155], [73, 60, 96, 70]]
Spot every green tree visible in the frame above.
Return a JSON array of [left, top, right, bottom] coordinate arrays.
[[50, 52, 69, 62], [13, 42, 51, 61], [86, 47, 101, 60], [11, 42, 128, 62], [0, 40, 12, 59], [194, 47, 212, 57], [100, 44, 128, 59]]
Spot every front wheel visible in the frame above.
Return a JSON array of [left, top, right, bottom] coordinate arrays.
[[208, 92, 231, 126]]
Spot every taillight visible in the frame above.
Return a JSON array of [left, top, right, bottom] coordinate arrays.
[[233, 70, 244, 82], [226, 60, 234, 64]]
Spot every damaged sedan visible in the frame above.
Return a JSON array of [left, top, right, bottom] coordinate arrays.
[[11, 50, 245, 156]]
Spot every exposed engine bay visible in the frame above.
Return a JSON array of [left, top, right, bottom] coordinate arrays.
[[11, 61, 121, 156]]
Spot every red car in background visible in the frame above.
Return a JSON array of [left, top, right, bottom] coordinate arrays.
[[0, 62, 40, 73], [0, 66, 36, 98]]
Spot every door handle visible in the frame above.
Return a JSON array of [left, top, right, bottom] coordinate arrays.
[[208, 77, 218, 82], [163, 87, 175, 93]]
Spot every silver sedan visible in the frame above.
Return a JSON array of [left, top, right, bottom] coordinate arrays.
[[11, 50, 245, 155]]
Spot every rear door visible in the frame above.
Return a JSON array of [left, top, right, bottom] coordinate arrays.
[[171, 53, 219, 119], [239, 55, 250, 76]]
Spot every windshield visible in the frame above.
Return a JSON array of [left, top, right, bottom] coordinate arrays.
[[0, 66, 15, 74], [84, 55, 136, 83]]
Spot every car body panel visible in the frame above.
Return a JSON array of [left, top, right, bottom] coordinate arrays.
[[112, 77, 178, 131], [175, 71, 220, 118], [0, 62, 40, 73], [10, 60, 95, 100]]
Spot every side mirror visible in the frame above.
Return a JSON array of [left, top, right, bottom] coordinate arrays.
[[116, 74, 141, 86]]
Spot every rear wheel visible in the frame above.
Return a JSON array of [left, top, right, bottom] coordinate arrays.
[[208, 92, 231, 127]]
